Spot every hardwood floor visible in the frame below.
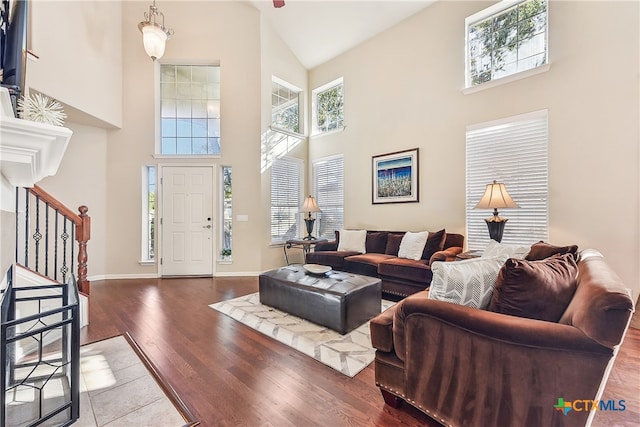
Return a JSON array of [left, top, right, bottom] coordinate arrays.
[[82, 277, 639, 427]]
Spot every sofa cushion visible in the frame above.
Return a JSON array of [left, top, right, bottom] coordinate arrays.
[[422, 228, 446, 261], [525, 241, 579, 261], [489, 254, 579, 322], [366, 231, 389, 254], [428, 256, 507, 309], [337, 229, 367, 253], [344, 253, 396, 277], [398, 231, 429, 260], [305, 250, 360, 270], [378, 257, 431, 283], [482, 239, 530, 259], [385, 233, 405, 256]]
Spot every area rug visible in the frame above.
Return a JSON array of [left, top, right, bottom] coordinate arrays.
[[210, 293, 394, 378]]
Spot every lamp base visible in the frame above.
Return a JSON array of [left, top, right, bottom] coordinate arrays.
[[485, 217, 508, 243], [304, 218, 316, 240]]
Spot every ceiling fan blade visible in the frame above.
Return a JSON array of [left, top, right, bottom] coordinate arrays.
[[273, 0, 285, 8]]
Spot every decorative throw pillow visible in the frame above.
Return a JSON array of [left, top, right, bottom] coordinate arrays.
[[365, 232, 388, 254], [385, 233, 405, 256], [421, 228, 446, 261], [525, 241, 579, 261], [489, 253, 579, 322], [429, 256, 508, 309], [482, 239, 530, 259], [337, 229, 367, 253], [398, 231, 429, 261]]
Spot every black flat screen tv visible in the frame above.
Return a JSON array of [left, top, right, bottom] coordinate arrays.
[[1, 0, 28, 105]]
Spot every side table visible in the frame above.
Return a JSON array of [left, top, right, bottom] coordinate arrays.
[[284, 238, 328, 265]]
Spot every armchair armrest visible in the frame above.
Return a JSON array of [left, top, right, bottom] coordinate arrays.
[[313, 239, 338, 251], [429, 246, 463, 264]]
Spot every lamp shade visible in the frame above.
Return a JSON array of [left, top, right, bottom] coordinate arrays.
[[300, 196, 320, 213], [474, 180, 518, 210], [141, 24, 168, 60]]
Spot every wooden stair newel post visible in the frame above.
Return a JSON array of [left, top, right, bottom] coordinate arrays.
[[76, 205, 91, 294]]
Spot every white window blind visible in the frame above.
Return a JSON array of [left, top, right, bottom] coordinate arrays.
[[313, 155, 344, 239], [466, 110, 548, 250], [271, 158, 303, 243]]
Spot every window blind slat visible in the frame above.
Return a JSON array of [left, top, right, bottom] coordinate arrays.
[[466, 111, 548, 250], [313, 156, 344, 239]]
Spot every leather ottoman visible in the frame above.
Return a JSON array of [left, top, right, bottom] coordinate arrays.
[[259, 265, 382, 334]]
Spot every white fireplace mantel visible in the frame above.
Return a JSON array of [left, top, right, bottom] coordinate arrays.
[[0, 87, 72, 210]]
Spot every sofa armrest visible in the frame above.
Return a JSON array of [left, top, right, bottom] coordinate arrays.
[[313, 240, 338, 251], [429, 246, 463, 264]]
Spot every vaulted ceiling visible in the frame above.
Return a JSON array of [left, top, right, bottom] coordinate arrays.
[[250, 0, 435, 69]]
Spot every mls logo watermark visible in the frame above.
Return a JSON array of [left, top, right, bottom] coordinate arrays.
[[554, 397, 627, 415]]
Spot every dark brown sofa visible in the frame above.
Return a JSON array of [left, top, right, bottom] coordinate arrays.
[[305, 230, 464, 298], [370, 249, 635, 427]]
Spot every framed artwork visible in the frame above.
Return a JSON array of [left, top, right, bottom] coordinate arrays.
[[372, 148, 419, 204]]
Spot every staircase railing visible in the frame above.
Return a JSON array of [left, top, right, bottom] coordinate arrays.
[[1, 265, 81, 427], [15, 186, 91, 294]]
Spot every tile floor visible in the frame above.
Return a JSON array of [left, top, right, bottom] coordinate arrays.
[[6, 335, 186, 427]]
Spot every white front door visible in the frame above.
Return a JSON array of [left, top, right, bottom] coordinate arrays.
[[161, 166, 214, 276]]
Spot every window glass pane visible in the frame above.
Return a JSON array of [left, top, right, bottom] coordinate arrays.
[[314, 80, 344, 134], [271, 79, 301, 134], [221, 166, 232, 258], [160, 64, 221, 155], [466, 0, 547, 87], [162, 138, 176, 154]]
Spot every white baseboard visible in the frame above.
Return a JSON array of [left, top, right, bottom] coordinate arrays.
[[88, 271, 259, 281]]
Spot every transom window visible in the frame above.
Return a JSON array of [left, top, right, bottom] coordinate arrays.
[[272, 78, 302, 135], [466, 0, 548, 87], [312, 78, 344, 135], [160, 64, 221, 155]]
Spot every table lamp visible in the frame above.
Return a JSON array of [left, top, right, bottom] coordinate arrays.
[[300, 195, 321, 240], [474, 180, 519, 242]]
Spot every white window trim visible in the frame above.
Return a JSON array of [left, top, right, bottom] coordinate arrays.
[[312, 77, 344, 136], [464, 0, 549, 92]]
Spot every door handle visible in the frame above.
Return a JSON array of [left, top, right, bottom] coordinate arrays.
[[202, 225, 212, 229]]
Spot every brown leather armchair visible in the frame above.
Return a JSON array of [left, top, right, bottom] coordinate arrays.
[[370, 251, 634, 427]]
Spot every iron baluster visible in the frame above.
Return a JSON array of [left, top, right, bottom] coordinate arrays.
[[61, 218, 69, 283], [14, 188, 19, 263], [45, 203, 50, 277], [54, 210, 59, 282], [24, 188, 29, 268], [34, 195, 41, 272]]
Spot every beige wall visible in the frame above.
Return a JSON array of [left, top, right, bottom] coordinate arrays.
[[104, 1, 263, 277], [39, 123, 109, 278], [259, 15, 309, 268], [309, 0, 640, 298], [28, 1, 122, 128]]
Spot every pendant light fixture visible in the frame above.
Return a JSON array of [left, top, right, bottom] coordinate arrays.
[[138, 1, 174, 61]]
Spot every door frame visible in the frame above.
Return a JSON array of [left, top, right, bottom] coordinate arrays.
[[157, 163, 217, 277]]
